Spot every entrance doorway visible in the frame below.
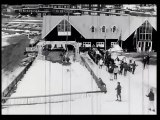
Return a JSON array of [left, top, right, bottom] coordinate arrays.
[[66, 44, 75, 51], [137, 41, 152, 52]]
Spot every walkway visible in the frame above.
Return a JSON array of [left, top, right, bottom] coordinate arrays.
[[80, 52, 156, 114]]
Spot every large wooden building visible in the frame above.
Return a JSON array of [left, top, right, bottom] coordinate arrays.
[[42, 15, 157, 52]]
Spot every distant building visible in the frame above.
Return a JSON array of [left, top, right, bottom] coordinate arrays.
[[42, 16, 157, 52], [4, 4, 156, 17]]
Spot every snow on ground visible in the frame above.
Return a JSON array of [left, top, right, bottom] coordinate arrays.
[[81, 53, 156, 114], [2, 32, 21, 47], [2, 57, 99, 114], [2, 52, 156, 114]]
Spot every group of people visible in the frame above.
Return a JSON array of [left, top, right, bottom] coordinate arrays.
[[89, 49, 155, 110], [98, 51, 138, 80]]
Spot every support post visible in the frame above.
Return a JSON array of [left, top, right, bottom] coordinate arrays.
[[150, 41, 152, 52], [143, 42, 146, 52], [121, 40, 123, 48], [105, 38, 106, 51]]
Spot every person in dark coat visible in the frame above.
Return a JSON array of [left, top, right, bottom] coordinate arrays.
[[129, 60, 133, 72], [123, 62, 128, 76], [131, 61, 138, 74], [119, 61, 124, 75], [105, 59, 110, 71], [115, 82, 122, 101], [146, 88, 155, 112], [108, 64, 114, 80], [143, 56, 147, 69], [146, 55, 150, 65]]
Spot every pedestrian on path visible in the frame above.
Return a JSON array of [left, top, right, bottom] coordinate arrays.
[[119, 61, 124, 75], [146, 88, 155, 112], [99, 58, 103, 69], [146, 55, 150, 65], [129, 60, 133, 72], [123, 62, 128, 76], [108, 65, 114, 80], [143, 56, 147, 69], [115, 82, 121, 101], [131, 61, 138, 74], [114, 66, 119, 79]]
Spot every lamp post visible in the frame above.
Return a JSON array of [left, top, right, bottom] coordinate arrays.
[[104, 34, 106, 51]]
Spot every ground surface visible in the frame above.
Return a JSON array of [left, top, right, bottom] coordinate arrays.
[[2, 51, 156, 115]]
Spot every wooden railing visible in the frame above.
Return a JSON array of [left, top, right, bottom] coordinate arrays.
[[2, 91, 103, 107]]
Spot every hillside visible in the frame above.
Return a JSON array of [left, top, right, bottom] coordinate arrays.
[[2, 35, 30, 72]]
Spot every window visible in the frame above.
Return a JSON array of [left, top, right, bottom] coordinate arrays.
[[91, 12, 97, 15], [139, 20, 152, 41], [111, 42, 116, 48], [84, 11, 89, 14], [91, 26, 95, 32], [92, 8, 98, 11], [83, 42, 91, 47], [84, 4, 89, 7], [96, 42, 104, 47], [57, 19, 71, 35], [92, 4, 98, 7], [102, 26, 105, 32]]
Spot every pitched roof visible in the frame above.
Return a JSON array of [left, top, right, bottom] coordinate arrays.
[[42, 16, 157, 41]]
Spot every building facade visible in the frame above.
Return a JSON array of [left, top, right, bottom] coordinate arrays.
[[42, 16, 157, 52]]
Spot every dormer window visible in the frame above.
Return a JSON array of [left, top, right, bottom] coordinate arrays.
[[91, 26, 95, 32], [113, 26, 116, 33], [102, 26, 105, 32]]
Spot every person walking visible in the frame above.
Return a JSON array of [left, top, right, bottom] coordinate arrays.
[[146, 55, 150, 65], [99, 58, 103, 69], [115, 82, 122, 101], [119, 61, 124, 75], [146, 88, 155, 112], [114, 66, 119, 79], [129, 60, 133, 72], [123, 62, 128, 76], [131, 61, 138, 74], [143, 56, 147, 69], [108, 64, 114, 81]]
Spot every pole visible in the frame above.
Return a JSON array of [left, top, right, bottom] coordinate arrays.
[[66, 5, 70, 52], [121, 40, 122, 48], [104, 33, 106, 51], [105, 38, 106, 51]]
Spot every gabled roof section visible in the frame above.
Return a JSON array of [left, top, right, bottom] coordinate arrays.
[[123, 16, 157, 40], [42, 16, 157, 40], [42, 16, 64, 39]]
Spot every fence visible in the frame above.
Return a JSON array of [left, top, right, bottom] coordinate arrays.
[[2, 91, 103, 107], [80, 55, 107, 93], [2, 60, 34, 98]]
